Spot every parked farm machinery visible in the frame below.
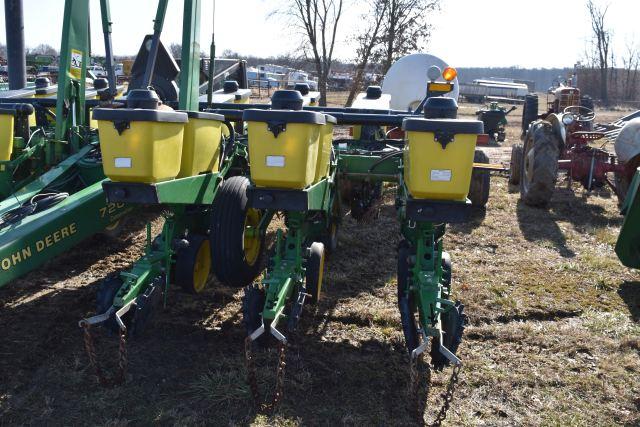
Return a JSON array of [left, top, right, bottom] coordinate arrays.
[[475, 102, 516, 143], [509, 87, 640, 207], [616, 166, 640, 269], [79, 39, 485, 423], [0, 0, 136, 289]]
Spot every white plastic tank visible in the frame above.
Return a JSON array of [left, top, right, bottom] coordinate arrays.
[[615, 118, 640, 164], [382, 53, 459, 111]]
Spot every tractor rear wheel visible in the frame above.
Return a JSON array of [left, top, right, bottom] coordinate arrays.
[[468, 150, 491, 208], [521, 94, 539, 137], [397, 241, 419, 353], [175, 234, 211, 294], [305, 242, 325, 305], [210, 176, 266, 287], [521, 121, 560, 207], [509, 143, 523, 190]]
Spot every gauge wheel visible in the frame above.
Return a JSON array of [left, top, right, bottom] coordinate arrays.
[[175, 234, 211, 294], [469, 150, 491, 207], [210, 176, 266, 287], [305, 242, 326, 305]]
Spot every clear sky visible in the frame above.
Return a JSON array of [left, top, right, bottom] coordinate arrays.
[[0, 0, 637, 68]]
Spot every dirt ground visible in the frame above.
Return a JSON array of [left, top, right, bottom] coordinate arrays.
[[0, 92, 638, 426]]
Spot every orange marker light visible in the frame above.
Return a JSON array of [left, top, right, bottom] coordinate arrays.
[[442, 67, 457, 82]]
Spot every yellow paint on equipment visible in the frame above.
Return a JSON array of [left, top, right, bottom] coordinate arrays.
[[95, 108, 188, 183], [427, 82, 453, 94], [402, 118, 482, 201], [245, 109, 325, 189], [233, 89, 252, 104], [0, 110, 14, 161], [178, 112, 224, 178], [314, 115, 335, 182]]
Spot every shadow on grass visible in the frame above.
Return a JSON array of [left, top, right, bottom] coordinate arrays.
[[516, 187, 621, 258], [0, 189, 448, 425], [618, 281, 640, 322], [450, 206, 487, 234]]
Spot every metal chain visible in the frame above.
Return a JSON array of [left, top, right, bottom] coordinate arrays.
[[245, 336, 260, 406], [409, 355, 462, 427], [244, 336, 287, 414], [81, 323, 127, 387], [430, 363, 462, 426]]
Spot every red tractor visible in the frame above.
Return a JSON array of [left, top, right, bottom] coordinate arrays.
[[509, 85, 640, 207]]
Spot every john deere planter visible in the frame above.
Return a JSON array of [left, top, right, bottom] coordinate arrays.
[[225, 91, 338, 410], [63, 7, 484, 417], [0, 0, 133, 289], [204, 66, 484, 419]]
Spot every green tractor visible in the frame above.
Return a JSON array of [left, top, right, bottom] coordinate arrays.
[[475, 101, 516, 143]]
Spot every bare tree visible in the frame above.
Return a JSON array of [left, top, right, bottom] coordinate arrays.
[[587, 0, 611, 104], [374, 0, 439, 74], [346, 0, 387, 106], [280, 0, 345, 106], [28, 44, 58, 56], [622, 40, 639, 99], [169, 43, 182, 60]]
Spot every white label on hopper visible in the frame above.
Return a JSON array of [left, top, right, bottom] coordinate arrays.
[[266, 156, 285, 167], [430, 169, 452, 182], [115, 157, 132, 168], [338, 143, 347, 150]]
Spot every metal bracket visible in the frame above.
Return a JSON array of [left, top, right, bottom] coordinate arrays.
[[77, 299, 136, 333], [247, 306, 288, 344], [113, 120, 130, 135], [434, 130, 454, 149], [410, 329, 462, 367], [267, 121, 287, 138], [78, 306, 115, 328]]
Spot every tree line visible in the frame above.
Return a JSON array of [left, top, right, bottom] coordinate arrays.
[[581, 0, 639, 105]]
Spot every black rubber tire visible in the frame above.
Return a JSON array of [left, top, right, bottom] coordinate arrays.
[[509, 143, 523, 188], [521, 94, 539, 137], [305, 242, 325, 305], [175, 234, 210, 294], [210, 176, 266, 287], [430, 301, 466, 370], [241, 284, 266, 337], [242, 284, 265, 334], [96, 275, 123, 334], [130, 275, 164, 338], [98, 216, 129, 239], [521, 121, 560, 207], [469, 150, 491, 208], [397, 241, 419, 353]]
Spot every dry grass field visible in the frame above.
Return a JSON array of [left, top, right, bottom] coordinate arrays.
[[0, 92, 638, 426]]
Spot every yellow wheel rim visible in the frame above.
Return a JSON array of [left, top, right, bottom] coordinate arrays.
[[243, 209, 262, 266], [316, 250, 325, 301], [192, 240, 211, 293], [105, 220, 120, 231]]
